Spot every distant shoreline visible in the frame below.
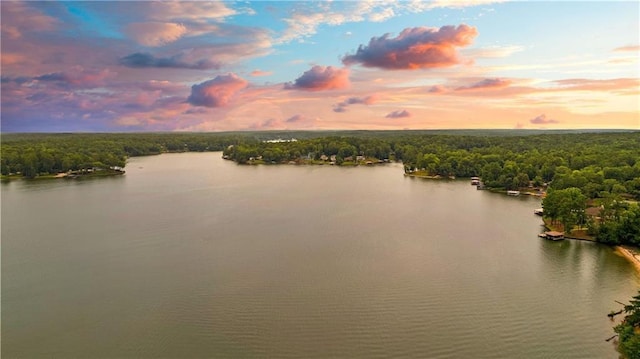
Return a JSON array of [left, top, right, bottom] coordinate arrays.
[[1, 168, 125, 181]]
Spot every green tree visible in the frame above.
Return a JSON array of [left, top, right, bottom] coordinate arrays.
[[618, 205, 640, 246], [615, 290, 640, 359], [543, 187, 587, 232], [418, 153, 440, 175], [558, 187, 587, 232], [337, 145, 356, 159], [542, 189, 562, 224], [481, 162, 502, 187]]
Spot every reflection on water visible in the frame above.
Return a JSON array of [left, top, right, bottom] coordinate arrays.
[[2, 152, 639, 358]]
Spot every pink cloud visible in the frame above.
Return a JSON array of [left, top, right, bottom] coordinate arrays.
[[249, 115, 318, 129], [286, 114, 303, 123], [342, 25, 477, 70], [125, 22, 188, 47], [138, 80, 185, 93], [188, 74, 248, 108], [251, 70, 273, 77], [2, 25, 21, 40], [0, 2, 58, 39], [285, 114, 317, 128], [464, 45, 524, 58], [1, 53, 27, 67], [552, 78, 640, 93], [428, 85, 447, 93], [114, 99, 195, 131], [2, 74, 190, 129], [529, 114, 558, 125], [159, 25, 273, 64], [456, 78, 512, 91], [423, 77, 638, 99], [285, 65, 350, 91], [613, 45, 640, 52], [183, 107, 210, 115], [346, 95, 378, 105], [131, 92, 163, 108], [1, 83, 117, 131], [386, 110, 411, 118], [1, 1, 269, 77], [333, 94, 378, 112], [34, 67, 114, 87], [249, 118, 284, 130]]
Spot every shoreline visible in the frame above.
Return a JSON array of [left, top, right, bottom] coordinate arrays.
[[1, 169, 125, 181], [542, 217, 596, 242], [615, 246, 640, 273]]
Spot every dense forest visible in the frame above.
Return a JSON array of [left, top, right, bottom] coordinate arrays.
[[0, 132, 253, 177], [2, 130, 639, 245]]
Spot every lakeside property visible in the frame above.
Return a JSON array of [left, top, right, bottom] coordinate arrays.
[[1, 166, 125, 181], [540, 210, 640, 276]]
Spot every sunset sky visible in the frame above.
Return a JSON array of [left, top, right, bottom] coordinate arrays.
[[1, 0, 639, 132]]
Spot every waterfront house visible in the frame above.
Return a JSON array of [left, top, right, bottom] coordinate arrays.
[[542, 231, 564, 241]]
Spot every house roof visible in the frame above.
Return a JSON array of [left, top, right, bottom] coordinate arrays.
[[546, 231, 564, 237]]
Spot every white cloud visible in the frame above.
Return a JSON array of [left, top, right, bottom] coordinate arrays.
[[369, 7, 395, 22], [275, 1, 400, 44], [275, 0, 505, 44], [416, 0, 506, 10], [126, 22, 187, 47], [463, 45, 524, 58]]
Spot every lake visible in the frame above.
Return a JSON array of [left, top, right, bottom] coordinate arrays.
[[2, 152, 639, 358]]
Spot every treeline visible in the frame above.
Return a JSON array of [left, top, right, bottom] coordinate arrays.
[[0, 132, 252, 177], [223, 131, 640, 195], [400, 132, 640, 194], [223, 136, 394, 165], [4, 131, 639, 197]]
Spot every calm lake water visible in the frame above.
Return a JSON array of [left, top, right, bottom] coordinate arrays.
[[2, 152, 639, 358]]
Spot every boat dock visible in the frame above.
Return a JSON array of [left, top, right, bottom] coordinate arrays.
[[538, 231, 565, 241]]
